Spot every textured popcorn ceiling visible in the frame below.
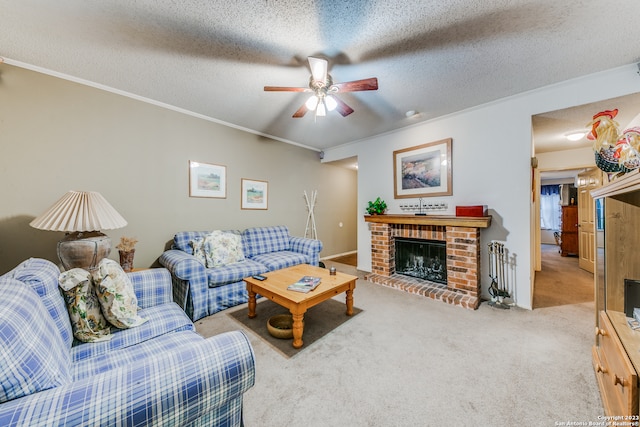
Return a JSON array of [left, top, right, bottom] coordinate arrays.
[[1, 0, 639, 151]]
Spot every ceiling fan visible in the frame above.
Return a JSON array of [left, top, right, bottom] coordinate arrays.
[[264, 56, 378, 119]]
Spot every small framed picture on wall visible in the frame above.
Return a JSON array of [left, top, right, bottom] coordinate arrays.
[[241, 179, 268, 210], [189, 160, 227, 198]]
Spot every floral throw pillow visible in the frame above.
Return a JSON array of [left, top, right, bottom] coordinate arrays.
[[190, 237, 206, 265], [203, 230, 245, 268], [92, 259, 147, 329], [59, 268, 112, 343]]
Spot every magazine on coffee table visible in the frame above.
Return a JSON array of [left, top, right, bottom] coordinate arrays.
[[287, 276, 321, 293]]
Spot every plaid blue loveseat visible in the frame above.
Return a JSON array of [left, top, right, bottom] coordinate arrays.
[[159, 225, 323, 321], [0, 258, 255, 427]]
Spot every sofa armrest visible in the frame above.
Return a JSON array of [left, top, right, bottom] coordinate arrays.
[[127, 268, 173, 309], [0, 331, 256, 427], [289, 236, 323, 266], [159, 250, 209, 320]]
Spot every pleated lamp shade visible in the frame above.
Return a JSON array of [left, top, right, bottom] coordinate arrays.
[[30, 191, 127, 232], [30, 191, 127, 270]]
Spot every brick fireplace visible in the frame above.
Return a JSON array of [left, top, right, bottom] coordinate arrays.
[[364, 214, 491, 309]]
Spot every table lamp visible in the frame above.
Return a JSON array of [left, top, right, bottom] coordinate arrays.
[[30, 191, 127, 271]]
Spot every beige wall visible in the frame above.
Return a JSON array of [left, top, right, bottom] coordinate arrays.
[[0, 64, 357, 273]]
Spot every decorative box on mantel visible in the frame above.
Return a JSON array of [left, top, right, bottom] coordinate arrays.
[[364, 214, 492, 310], [456, 205, 488, 217]]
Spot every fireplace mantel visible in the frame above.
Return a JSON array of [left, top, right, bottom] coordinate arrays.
[[364, 214, 491, 228]]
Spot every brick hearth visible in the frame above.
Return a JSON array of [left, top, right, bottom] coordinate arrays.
[[364, 215, 491, 309]]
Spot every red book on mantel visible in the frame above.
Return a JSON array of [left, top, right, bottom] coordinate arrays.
[[455, 205, 487, 217]]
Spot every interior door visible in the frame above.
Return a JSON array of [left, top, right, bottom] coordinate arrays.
[[577, 168, 603, 273]]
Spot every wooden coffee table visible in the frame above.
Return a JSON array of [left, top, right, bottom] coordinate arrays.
[[244, 264, 357, 348]]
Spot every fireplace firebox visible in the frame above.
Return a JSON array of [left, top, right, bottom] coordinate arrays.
[[395, 238, 447, 285]]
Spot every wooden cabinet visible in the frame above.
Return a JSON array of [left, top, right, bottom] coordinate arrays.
[[592, 170, 640, 416], [593, 311, 638, 415], [560, 205, 578, 256]]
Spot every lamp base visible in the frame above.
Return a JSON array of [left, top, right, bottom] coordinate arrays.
[[57, 231, 111, 271]]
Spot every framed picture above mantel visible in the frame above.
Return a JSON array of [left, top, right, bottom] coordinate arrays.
[[393, 138, 452, 199]]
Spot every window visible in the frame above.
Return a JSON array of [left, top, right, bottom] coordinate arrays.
[[595, 198, 604, 231], [540, 185, 561, 230]]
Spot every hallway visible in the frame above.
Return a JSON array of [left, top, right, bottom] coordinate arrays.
[[533, 243, 594, 309]]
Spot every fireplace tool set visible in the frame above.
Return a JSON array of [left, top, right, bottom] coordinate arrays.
[[488, 241, 512, 309]]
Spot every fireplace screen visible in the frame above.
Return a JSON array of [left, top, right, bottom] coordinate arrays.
[[395, 238, 447, 285]]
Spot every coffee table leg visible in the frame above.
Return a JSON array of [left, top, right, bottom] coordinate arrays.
[[345, 286, 354, 316], [247, 288, 257, 319], [291, 312, 304, 348]]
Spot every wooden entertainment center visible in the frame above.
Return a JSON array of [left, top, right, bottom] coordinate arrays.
[[591, 170, 640, 416]]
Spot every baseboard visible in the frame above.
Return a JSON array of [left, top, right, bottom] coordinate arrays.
[[321, 250, 357, 261]]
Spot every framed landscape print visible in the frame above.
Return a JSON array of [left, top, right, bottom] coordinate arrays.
[[189, 161, 227, 198], [241, 179, 268, 210], [393, 138, 452, 198]]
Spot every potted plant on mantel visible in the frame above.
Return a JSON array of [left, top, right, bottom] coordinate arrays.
[[366, 197, 388, 215]]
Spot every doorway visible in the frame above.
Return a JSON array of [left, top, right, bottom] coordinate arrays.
[[529, 94, 640, 308], [323, 156, 359, 268], [528, 94, 640, 307], [531, 94, 640, 308], [534, 168, 595, 308]]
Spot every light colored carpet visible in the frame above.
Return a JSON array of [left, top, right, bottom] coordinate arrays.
[[196, 263, 602, 426]]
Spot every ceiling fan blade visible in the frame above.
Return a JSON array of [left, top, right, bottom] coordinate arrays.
[[292, 103, 309, 118], [359, 5, 543, 64], [332, 77, 378, 92], [308, 56, 328, 83], [333, 97, 354, 117], [264, 86, 309, 92]]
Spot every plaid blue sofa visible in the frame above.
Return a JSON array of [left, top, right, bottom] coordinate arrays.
[[0, 258, 255, 427], [159, 225, 323, 321]]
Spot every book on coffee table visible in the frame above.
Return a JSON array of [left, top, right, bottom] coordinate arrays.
[[287, 276, 321, 293]]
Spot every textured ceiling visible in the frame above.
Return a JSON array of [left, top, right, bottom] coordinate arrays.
[[1, 0, 640, 151]]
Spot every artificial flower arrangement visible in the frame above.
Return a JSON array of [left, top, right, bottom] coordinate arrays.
[[116, 236, 138, 252]]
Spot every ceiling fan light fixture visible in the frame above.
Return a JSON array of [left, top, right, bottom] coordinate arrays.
[[309, 57, 327, 83], [264, 56, 377, 119], [305, 95, 319, 111], [325, 95, 337, 112]]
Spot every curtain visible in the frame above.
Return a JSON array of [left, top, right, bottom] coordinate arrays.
[[541, 185, 560, 196], [540, 185, 561, 230]]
